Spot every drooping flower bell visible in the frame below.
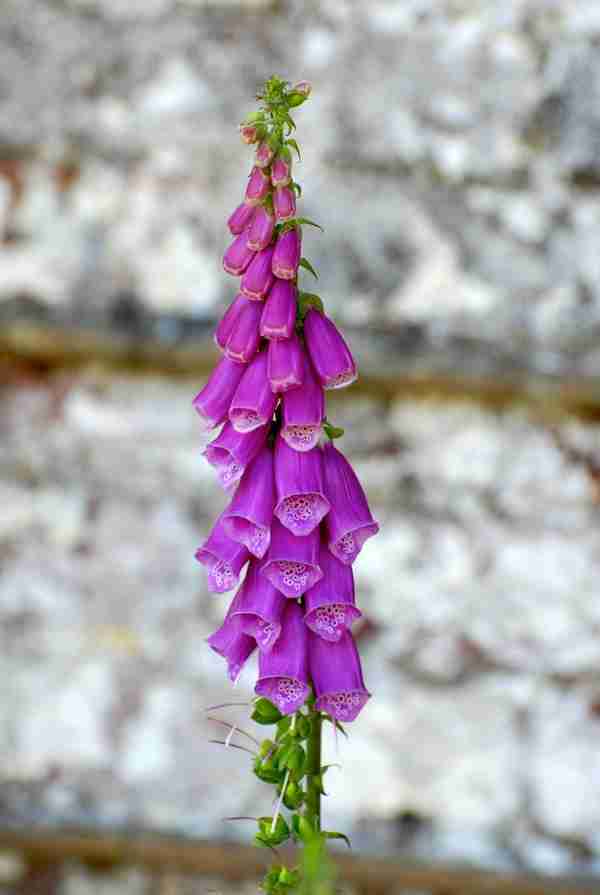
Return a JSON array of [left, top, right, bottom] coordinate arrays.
[[229, 350, 278, 433], [207, 612, 256, 683], [281, 356, 324, 452], [204, 421, 269, 490], [246, 166, 271, 205], [308, 628, 370, 721], [222, 444, 275, 558], [215, 293, 251, 352], [192, 356, 245, 430], [304, 542, 361, 641], [274, 434, 330, 536], [223, 231, 256, 276], [267, 331, 304, 393], [272, 227, 301, 280], [227, 202, 256, 235], [261, 518, 322, 599], [229, 560, 287, 652], [322, 441, 379, 564], [303, 307, 357, 390], [241, 245, 275, 301], [223, 300, 262, 364], [240, 124, 261, 145], [255, 601, 310, 715], [247, 205, 276, 252], [273, 186, 296, 222], [195, 509, 250, 594], [260, 280, 297, 341]]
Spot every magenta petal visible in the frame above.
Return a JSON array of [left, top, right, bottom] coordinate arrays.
[[304, 543, 361, 641], [230, 560, 286, 652], [267, 332, 304, 393], [195, 509, 251, 593], [303, 309, 357, 390], [222, 445, 275, 558], [229, 351, 278, 434], [208, 615, 256, 683], [272, 228, 301, 280], [262, 519, 322, 598], [260, 280, 297, 341], [245, 166, 271, 205], [192, 356, 245, 430], [240, 246, 275, 300], [309, 629, 370, 721], [274, 435, 330, 536], [227, 202, 256, 235], [255, 141, 274, 169], [204, 422, 269, 490], [255, 601, 309, 714], [281, 357, 324, 452], [322, 442, 379, 564], [271, 150, 292, 188], [273, 186, 296, 222], [215, 294, 252, 352], [247, 206, 275, 252], [223, 231, 256, 276], [224, 300, 262, 364]]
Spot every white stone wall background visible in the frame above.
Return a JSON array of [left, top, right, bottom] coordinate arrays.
[[2, 374, 600, 875]]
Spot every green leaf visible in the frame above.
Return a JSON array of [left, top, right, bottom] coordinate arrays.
[[323, 421, 345, 441], [252, 698, 283, 725], [286, 138, 302, 160], [299, 257, 319, 279], [324, 830, 352, 849], [296, 217, 324, 232], [256, 815, 290, 847]]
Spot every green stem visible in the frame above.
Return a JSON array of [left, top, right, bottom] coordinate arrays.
[[304, 694, 322, 833]]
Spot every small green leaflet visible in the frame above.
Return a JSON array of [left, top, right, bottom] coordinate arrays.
[[299, 257, 319, 279], [323, 420, 345, 441], [324, 830, 352, 849], [296, 217, 324, 232], [286, 138, 302, 160]]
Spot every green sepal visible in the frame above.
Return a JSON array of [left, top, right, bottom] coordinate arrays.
[[268, 131, 282, 153], [259, 866, 282, 893], [243, 110, 265, 125], [299, 257, 319, 279], [323, 715, 348, 737], [283, 112, 296, 133], [323, 420, 345, 441], [296, 715, 311, 739], [259, 738, 276, 758], [277, 867, 300, 888], [285, 743, 306, 773], [276, 716, 291, 738], [295, 217, 324, 232], [252, 698, 283, 725], [256, 815, 290, 848], [282, 780, 304, 810], [291, 813, 316, 843], [291, 182, 302, 197], [298, 292, 324, 319], [253, 755, 284, 784], [285, 138, 302, 160], [288, 92, 308, 108], [324, 830, 352, 849]]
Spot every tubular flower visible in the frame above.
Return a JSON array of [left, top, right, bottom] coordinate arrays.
[[304, 542, 361, 641], [240, 245, 275, 300], [204, 421, 269, 490], [215, 293, 251, 352], [198, 78, 378, 738], [229, 350, 278, 434], [223, 231, 256, 276], [247, 205, 276, 252], [195, 509, 250, 594], [227, 201, 256, 235], [322, 441, 379, 564], [229, 560, 287, 652], [308, 629, 370, 721], [255, 601, 310, 715], [192, 356, 245, 430], [222, 444, 275, 558], [274, 434, 330, 537], [267, 331, 304, 393], [273, 186, 296, 221], [223, 299, 262, 364], [261, 518, 322, 598], [260, 279, 297, 341], [281, 356, 324, 452], [303, 307, 357, 390], [246, 166, 271, 205], [272, 226, 301, 280]]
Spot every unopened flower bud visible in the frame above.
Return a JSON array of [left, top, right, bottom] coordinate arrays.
[[240, 124, 260, 144], [245, 166, 271, 205], [271, 148, 292, 188], [273, 186, 296, 222], [272, 226, 301, 280], [255, 141, 274, 168]]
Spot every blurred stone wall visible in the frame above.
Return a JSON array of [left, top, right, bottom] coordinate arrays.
[[2, 0, 600, 881]]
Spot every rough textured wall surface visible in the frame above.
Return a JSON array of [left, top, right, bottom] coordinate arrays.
[[2, 0, 600, 881]]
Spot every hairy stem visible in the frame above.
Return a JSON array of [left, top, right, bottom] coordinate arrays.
[[304, 695, 322, 833]]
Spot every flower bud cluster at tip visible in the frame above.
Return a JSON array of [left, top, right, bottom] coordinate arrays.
[[194, 76, 380, 736]]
